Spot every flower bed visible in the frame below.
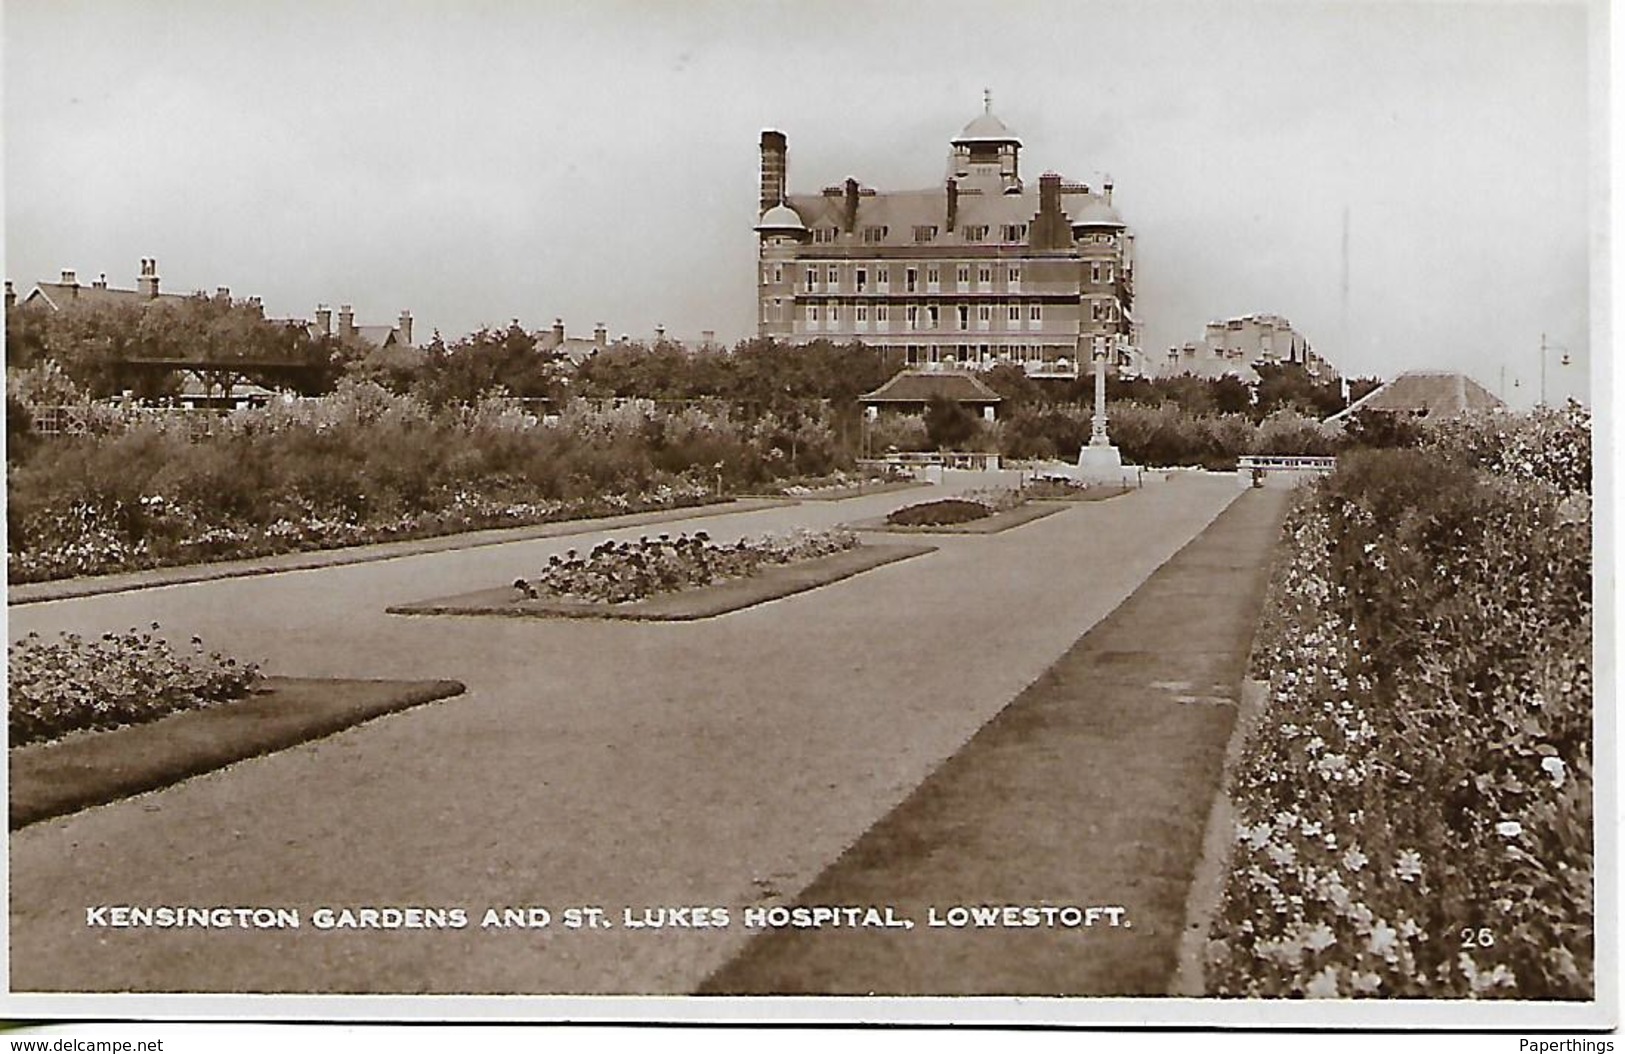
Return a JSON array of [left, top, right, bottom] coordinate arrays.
[[885, 488, 1024, 527], [763, 469, 913, 498], [9, 625, 263, 747], [512, 528, 859, 605], [1207, 409, 1592, 999], [8, 483, 716, 585]]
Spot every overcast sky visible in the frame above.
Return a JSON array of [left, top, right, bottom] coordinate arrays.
[[4, 0, 1597, 404]]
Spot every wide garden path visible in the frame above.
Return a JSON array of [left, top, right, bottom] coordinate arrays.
[[10, 472, 1252, 995]]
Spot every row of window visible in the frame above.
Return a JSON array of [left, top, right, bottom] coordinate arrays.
[[808, 223, 1032, 245], [761, 263, 1029, 293], [800, 301, 1045, 329], [761, 297, 1120, 328], [762, 260, 1117, 291], [900, 344, 1067, 366]]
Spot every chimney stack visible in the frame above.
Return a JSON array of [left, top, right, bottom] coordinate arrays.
[[1103, 175, 1114, 205], [398, 310, 413, 346], [137, 258, 160, 298], [759, 130, 788, 215], [4, 281, 14, 310], [338, 304, 355, 338], [1030, 173, 1072, 250], [61, 269, 78, 286], [655, 324, 666, 343], [843, 177, 859, 234], [701, 329, 716, 348], [593, 322, 607, 348], [216, 286, 231, 300], [94, 273, 108, 290], [552, 317, 565, 345], [946, 178, 959, 231], [315, 304, 332, 337]]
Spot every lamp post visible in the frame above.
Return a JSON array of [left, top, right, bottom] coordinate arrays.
[[1539, 333, 1572, 407]]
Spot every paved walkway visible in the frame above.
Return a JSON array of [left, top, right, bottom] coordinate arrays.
[[10, 473, 1245, 995], [700, 488, 1292, 995]]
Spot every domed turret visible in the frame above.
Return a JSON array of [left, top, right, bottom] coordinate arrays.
[[755, 202, 808, 235], [1071, 197, 1126, 229], [949, 90, 1021, 193]]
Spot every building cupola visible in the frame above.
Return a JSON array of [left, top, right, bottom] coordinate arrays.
[[948, 90, 1022, 193]]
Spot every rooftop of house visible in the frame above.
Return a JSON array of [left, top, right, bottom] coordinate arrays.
[[23, 281, 187, 311], [861, 369, 1004, 404], [1326, 370, 1505, 422]]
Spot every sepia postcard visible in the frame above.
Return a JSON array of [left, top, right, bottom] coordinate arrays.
[[1, 0, 1612, 1034]]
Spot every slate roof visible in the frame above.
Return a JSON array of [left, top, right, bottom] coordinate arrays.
[[350, 324, 401, 349], [1326, 370, 1505, 422], [23, 282, 187, 311], [861, 370, 1004, 404], [787, 184, 1105, 247]]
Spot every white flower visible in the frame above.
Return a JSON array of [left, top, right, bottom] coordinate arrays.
[[1352, 971, 1383, 995], [1542, 756, 1566, 788], [1496, 820, 1523, 839], [1367, 921, 1399, 960], [1305, 923, 1337, 952], [1342, 847, 1369, 872], [1394, 850, 1424, 883], [1304, 965, 1341, 998]]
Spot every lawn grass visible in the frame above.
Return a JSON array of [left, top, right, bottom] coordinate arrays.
[[10, 677, 465, 829], [387, 543, 937, 621], [697, 488, 1291, 996], [1025, 484, 1134, 503]]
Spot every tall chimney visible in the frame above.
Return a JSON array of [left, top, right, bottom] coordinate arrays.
[[398, 310, 413, 346], [593, 322, 607, 348], [843, 177, 859, 234], [339, 304, 355, 338], [137, 258, 159, 298], [552, 317, 565, 345], [4, 281, 14, 310], [655, 324, 666, 343], [1030, 172, 1071, 251], [315, 304, 332, 337], [1103, 175, 1114, 205], [759, 130, 788, 215], [946, 178, 959, 231]]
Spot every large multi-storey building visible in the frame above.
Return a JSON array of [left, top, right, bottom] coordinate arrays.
[[1163, 313, 1338, 382], [754, 101, 1142, 379]]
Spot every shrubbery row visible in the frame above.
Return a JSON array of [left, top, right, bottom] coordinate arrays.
[[7, 380, 849, 583], [1207, 404, 1592, 998]]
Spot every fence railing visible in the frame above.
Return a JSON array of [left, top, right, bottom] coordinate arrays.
[[1237, 454, 1337, 488], [858, 452, 1003, 472]]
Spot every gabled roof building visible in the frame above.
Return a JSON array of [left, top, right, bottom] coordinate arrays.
[[1325, 370, 1505, 422], [755, 98, 1144, 380]]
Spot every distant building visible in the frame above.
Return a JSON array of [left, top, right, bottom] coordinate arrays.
[[1325, 370, 1504, 422], [860, 369, 1003, 421], [12, 258, 215, 313], [1163, 314, 1338, 383], [294, 304, 414, 350], [755, 97, 1145, 380], [535, 319, 610, 367]]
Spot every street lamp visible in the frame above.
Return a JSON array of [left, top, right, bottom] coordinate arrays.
[[1540, 333, 1573, 407]]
